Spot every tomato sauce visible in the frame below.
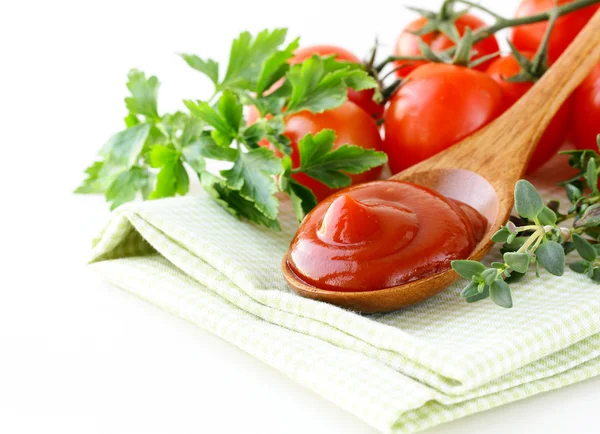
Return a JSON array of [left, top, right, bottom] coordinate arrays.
[[287, 180, 488, 292]]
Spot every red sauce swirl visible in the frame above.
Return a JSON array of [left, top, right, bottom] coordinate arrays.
[[287, 180, 488, 292]]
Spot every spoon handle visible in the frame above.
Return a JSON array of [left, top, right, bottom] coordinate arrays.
[[487, 7, 600, 173]]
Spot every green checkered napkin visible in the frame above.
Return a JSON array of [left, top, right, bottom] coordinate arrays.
[[90, 177, 600, 434]]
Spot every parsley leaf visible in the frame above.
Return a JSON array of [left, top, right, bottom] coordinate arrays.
[[279, 156, 317, 222], [285, 55, 377, 115], [149, 145, 190, 199], [222, 28, 289, 91], [184, 90, 242, 146], [105, 166, 152, 210], [221, 147, 282, 219], [125, 69, 160, 121], [241, 115, 291, 154], [100, 123, 151, 171], [74, 161, 111, 194], [255, 38, 299, 96], [179, 54, 220, 86], [294, 129, 388, 188], [202, 173, 281, 231]]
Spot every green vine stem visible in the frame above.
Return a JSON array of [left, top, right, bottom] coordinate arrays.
[[461, 0, 600, 44], [375, 0, 600, 71]]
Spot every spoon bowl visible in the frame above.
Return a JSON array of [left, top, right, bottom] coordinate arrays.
[[283, 9, 600, 312]]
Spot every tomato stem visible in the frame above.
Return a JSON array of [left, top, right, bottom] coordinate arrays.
[[464, 0, 600, 45], [450, 0, 505, 21], [376, 0, 600, 72], [375, 55, 429, 73], [529, 7, 559, 75]]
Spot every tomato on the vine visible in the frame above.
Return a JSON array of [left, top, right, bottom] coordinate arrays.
[[511, 0, 599, 64], [383, 63, 505, 174], [573, 62, 600, 151], [290, 45, 384, 120], [282, 100, 384, 201], [394, 14, 500, 77], [485, 52, 572, 172]]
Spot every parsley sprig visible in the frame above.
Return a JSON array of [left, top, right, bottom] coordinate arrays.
[[76, 29, 387, 228], [452, 135, 600, 308]]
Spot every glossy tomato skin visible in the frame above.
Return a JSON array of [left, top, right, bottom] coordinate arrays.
[[383, 63, 505, 174], [486, 53, 572, 172], [511, 0, 599, 64], [394, 14, 500, 77], [573, 62, 600, 150], [291, 45, 384, 120], [284, 101, 384, 202]]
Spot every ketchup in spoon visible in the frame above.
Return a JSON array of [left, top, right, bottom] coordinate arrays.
[[287, 180, 487, 292]]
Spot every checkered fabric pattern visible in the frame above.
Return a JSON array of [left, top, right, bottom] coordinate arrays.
[[89, 175, 600, 433]]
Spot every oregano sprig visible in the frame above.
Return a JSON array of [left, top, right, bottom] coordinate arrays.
[[452, 142, 600, 309]]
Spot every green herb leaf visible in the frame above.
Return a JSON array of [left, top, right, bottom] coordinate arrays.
[[295, 129, 387, 188], [242, 116, 291, 155], [184, 90, 242, 146], [505, 270, 526, 284], [255, 38, 299, 96], [514, 180, 544, 219], [279, 157, 318, 222], [221, 147, 283, 219], [503, 252, 530, 273], [222, 29, 289, 91], [202, 172, 281, 231], [490, 279, 513, 308], [565, 183, 582, 203], [537, 205, 557, 226], [193, 134, 238, 161], [149, 145, 189, 199], [574, 204, 600, 228], [491, 227, 510, 243], [75, 161, 114, 194], [181, 143, 206, 174], [460, 281, 480, 298], [535, 240, 565, 276], [180, 54, 219, 86], [592, 267, 600, 282], [501, 236, 529, 253], [586, 157, 599, 193], [125, 69, 160, 120], [466, 286, 490, 303], [569, 260, 589, 274], [100, 123, 151, 171], [572, 233, 597, 262], [451, 260, 487, 279], [285, 55, 376, 115], [105, 166, 152, 210], [481, 268, 498, 286]]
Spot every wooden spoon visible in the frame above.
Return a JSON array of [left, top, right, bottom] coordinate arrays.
[[282, 9, 600, 313]]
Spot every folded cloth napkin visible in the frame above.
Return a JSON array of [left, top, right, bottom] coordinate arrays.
[[90, 173, 600, 434]]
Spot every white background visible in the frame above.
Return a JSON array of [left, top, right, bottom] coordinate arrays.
[[1, 0, 599, 433]]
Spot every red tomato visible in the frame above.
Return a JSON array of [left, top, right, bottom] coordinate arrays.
[[291, 45, 384, 120], [284, 100, 384, 201], [573, 62, 600, 150], [383, 63, 505, 174], [485, 52, 572, 172], [394, 14, 500, 77], [511, 0, 599, 64]]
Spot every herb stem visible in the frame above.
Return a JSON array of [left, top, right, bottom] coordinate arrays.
[[517, 228, 544, 253], [516, 225, 540, 232]]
